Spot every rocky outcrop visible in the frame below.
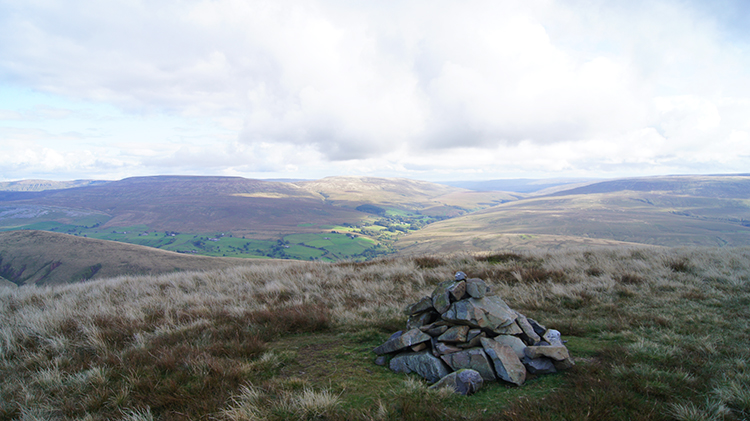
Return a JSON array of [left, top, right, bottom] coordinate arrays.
[[374, 271, 574, 392]]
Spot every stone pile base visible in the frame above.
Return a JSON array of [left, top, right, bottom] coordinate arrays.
[[373, 271, 574, 394]]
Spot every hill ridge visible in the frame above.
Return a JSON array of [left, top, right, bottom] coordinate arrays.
[[0, 230, 275, 286]]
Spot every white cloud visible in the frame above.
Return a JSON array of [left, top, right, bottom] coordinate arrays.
[[0, 0, 749, 180]]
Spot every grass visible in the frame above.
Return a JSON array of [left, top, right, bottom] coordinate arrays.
[[1, 246, 750, 420], [396, 189, 750, 255]]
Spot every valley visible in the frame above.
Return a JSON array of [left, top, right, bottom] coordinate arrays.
[[1, 174, 750, 286], [2, 174, 750, 420], [0, 175, 512, 264]]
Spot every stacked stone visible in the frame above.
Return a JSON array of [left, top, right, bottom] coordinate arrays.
[[373, 271, 574, 394]]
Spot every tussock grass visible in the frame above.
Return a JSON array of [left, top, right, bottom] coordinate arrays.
[[1, 246, 749, 420]]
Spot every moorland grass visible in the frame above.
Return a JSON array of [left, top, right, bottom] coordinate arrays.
[[1, 247, 749, 420]]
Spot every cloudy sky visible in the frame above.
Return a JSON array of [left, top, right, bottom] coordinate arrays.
[[1, 0, 749, 182]]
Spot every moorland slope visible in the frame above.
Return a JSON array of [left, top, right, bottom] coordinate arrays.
[[3, 174, 750, 261], [2, 247, 749, 420], [0, 175, 514, 261], [0, 230, 278, 286], [0, 176, 359, 235], [295, 176, 515, 215], [396, 175, 750, 254]]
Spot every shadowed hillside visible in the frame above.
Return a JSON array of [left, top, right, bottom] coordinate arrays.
[[0, 230, 279, 286], [0, 176, 363, 236]]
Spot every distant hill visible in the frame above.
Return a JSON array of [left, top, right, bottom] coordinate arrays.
[[0, 179, 109, 192], [0, 175, 361, 236], [294, 176, 515, 216], [4, 174, 750, 261], [549, 174, 750, 198], [439, 178, 600, 193], [0, 175, 501, 235], [296, 176, 464, 205], [0, 230, 275, 286], [0, 175, 510, 261], [396, 175, 750, 254]]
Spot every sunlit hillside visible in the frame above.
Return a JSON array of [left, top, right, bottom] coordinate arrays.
[[396, 175, 750, 254], [2, 246, 749, 420]]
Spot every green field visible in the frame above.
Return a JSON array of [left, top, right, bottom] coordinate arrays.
[[283, 232, 376, 260], [3, 221, 386, 262]]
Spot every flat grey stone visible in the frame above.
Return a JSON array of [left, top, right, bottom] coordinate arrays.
[[523, 356, 557, 374], [493, 320, 524, 335], [434, 341, 463, 355], [429, 369, 483, 395], [492, 335, 527, 360], [466, 278, 487, 298], [440, 348, 496, 381], [449, 281, 467, 301], [404, 296, 434, 315], [431, 280, 457, 314], [442, 296, 517, 331], [481, 338, 526, 386], [421, 324, 450, 337], [516, 313, 541, 344], [390, 351, 451, 383], [437, 325, 469, 343], [524, 345, 570, 362], [374, 328, 431, 355]]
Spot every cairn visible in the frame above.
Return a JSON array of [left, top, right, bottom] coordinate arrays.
[[373, 271, 573, 395]]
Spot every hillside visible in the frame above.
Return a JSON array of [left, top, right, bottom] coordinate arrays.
[[439, 178, 599, 194], [550, 174, 750, 198], [0, 176, 348, 235], [295, 176, 517, 218], [0, 179, 109, 192], [2, 247, 749, 420], [0, 175, 509, 261], [0, 230, 276, 286], [3, 174, 750, 260], [396, 175, 750, 254]]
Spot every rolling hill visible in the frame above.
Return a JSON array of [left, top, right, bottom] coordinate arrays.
[[0, 176, 352, 236], [395, 175, 750, 254], [0, 175, 509, 261], [0, 230, 277, 286], [0, 175, 502, 235], [3, 174, 750, 262], [294, 176, 516, 216], [0, 179, 109, 192]]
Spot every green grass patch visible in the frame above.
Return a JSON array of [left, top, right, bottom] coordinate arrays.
[[267, 331, 567, 419], [283, 232, 379, 260]]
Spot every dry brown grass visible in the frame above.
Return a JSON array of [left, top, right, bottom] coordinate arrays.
[[1, 246, 749, 420]]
